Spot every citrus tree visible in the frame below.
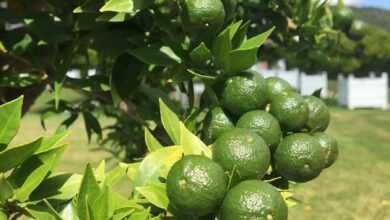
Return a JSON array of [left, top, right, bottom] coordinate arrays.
[[0, 93, 338, 219], [0, 0, 339, 160]]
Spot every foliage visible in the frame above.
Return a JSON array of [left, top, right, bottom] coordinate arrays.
[[0, 0, 341, 159]]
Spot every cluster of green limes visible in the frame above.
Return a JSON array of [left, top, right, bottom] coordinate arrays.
[[166, 70, 338, 219]]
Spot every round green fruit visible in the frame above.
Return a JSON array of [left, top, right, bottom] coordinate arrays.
[[313, 132, 339, 168], [180, 0, 226, 34], [221, 180, 288, 220], [166, 155, 227, 216], [304, 96, 330, 132], [212, 128, 271, 180], [222, 72, 268, 115], [334, 7, 354, 31], [204, 106, 235, 143], [236, 110, 282, 152], [265, 76, 294, 102], [270, 93, 308, 132], [274, 133, 326, 182]]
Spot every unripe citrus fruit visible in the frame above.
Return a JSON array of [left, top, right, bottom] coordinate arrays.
[[204, 106, 235, 143], [222, 72, 268, 115], [221, 180, 288, 220], [236, 110, 282, 152], [265, 76, 294, 102], [304, 96, 330, 132], [313, 132, 339, 168], [270, 93, 308, 132], [167, 155, 227, 216], [274, 133, 326, 182], [213, 128, 271, 180]]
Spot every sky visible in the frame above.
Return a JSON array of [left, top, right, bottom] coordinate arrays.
[[330, 0, 390, 9]]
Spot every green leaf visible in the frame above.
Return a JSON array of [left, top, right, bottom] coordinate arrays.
[[189, 42, 212, 66], [126, 162, 141, 181], [30, 173, 82, 201], [0, 138, 42, 173], [54, 81, 63, 110], [35, 130, 69, 154], [100, 0, 153, 14], [128, 208, 150, 220], [0, 96, 23, 150], [77, 164, 101, 220], [73, 0, 104, 13], [144, 128, 163, 152], [9, 145, 67, 202], [133, 146, 183, 187], [0, 41, 7, 53], [212, 26, 232, 69], [26, 203, 62, 220], [96, 12, 132, 22], [312, 88, 323, 98], [232, 20, 250, 49], [239, 27, 274, 50], [180, 122, 212, 158], [159, 99, 181, 145], [104, 164, 127, 186], [129, 45, 181, 66], [91, 186, 114, 220], [110, 53, 143, 101], [82, 112, 102, 142], [136, 182, 169, 209], [224, 27, 275, 73], [0, 174, 13, 203]]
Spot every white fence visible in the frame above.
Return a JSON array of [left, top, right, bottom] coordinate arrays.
[[338, 73, 388, 109], [300, 72, 328, 97]]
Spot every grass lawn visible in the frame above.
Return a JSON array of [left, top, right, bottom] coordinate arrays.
[[12, 104, 390, 219]]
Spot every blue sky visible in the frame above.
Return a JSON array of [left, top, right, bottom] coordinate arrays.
[[331, 0, 390, 9]]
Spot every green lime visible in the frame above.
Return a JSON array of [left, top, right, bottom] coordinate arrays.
[[180, 0, 226, 34], [270, 92, 308, 132], [212, 128, 271, 180], [221, 180, 288, 220], [265, 76, 294, 102], [236, 110, 282, 152], [204, 106, 235, 143], [274, 133, 326, 182], [349, 20, 367, 40], [222, 72, 268, 115], [304, 96, 330, 132], [313, 132, 339, 168], [167, 155, 227, 216], [333, 7, 354, 31]]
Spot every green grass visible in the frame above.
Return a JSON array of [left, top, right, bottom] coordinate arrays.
[[12, 106, 390, 219]]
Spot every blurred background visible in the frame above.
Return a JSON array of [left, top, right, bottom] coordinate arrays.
[[1, 0, 390, 219]]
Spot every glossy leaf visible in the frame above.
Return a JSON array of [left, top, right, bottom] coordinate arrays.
[[180, 122, 212, 158], [0, 96, 23, 150], [91, 186, 114, 220], [77, 164, 101, 220], [132, 146, 183, 187], [100, 0, 153, 14], [9, 145, 67, 202], [144, 128, 163, 152], [136, 182, 169, 209], [35, 130, 69, 154], [0, 174, 13, 202], [189, 42, 212, 66], [30, 173, 82, 201], [130, 45, 181, 66], [159, 99, 181, 145], [0, 138, 42, 173], [128, 208, 150, 220]]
